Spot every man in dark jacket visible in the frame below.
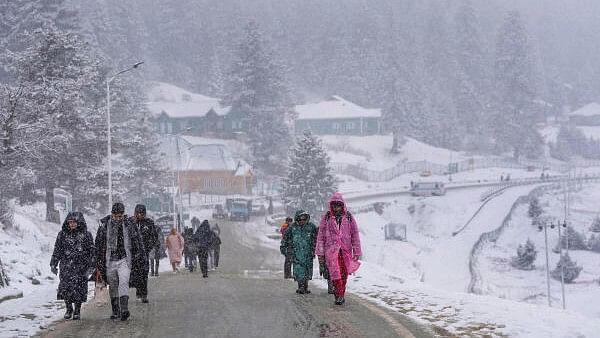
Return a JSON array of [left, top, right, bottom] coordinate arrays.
[[50, 212, 95, 320], [183, 227, 197, 272], [95, 202, 147, 321], [210, 228, 222, 269], [193, 218, 212, 278], [130, 204, 159, 303]]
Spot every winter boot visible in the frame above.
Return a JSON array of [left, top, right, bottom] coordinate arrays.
[[110, 297, 120, 319], [64, 301, 73, 319], [72, 303, 81, 320], [334, 297, 345, 305], [119, 296, 130, 321], [141, 296, 149, 304], [296, 281, 304, 294], [303, 281, 311, 294], [327, 279, 335, 294]]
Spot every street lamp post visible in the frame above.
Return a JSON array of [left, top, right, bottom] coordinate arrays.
[[106, 61, 144, 212], [538, 219, 567, 309]]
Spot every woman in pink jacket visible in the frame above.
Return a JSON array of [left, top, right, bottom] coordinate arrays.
[[316, 192, 362, 305], [165, 228, 185, 272]]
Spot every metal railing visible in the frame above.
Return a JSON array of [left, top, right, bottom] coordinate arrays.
[[331, 157, 600, 182]]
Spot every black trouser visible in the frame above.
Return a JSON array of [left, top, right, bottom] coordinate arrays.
[[137, 255, 149, 297], [197, 248, 208, 276], [213, 246, 220, 268], [184, 251, 196, 268], [149, 258, 159, 275], [284, 254, 293, 278]]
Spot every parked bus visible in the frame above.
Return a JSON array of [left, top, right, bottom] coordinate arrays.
[[410, 181, 446, 196]]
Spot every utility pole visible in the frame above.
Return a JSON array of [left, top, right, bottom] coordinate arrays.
[[539, 220, 567, 309], [539, 222, 552, 307]]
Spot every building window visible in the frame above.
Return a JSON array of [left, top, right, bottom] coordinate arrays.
[[345, 122, 355, 131], [333, 122, 341, 130], [203, 178, 225, 189], [160, 122, 166, 134], [167, 123, 173, 134]]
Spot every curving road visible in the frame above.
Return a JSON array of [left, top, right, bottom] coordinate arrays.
[[37, 218, 434, 338]]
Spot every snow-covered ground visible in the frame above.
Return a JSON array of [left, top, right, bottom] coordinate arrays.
[[480, 184, 600, 318]]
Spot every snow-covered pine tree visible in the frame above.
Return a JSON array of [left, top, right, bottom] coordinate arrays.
[[588, 234, 600, 253], [492, 10, 543, 159], [222, 21, 293, 172], [453, 0, 488, 150], [0, 256, 8, 287], [11, 26, 106, 218], [207, 51, 226, 97], [283, 130, 337, 219], [551, 253, 582, 283], [590, 216, 600, 233], [554, 226, 587, 251], [0, 85, 37, 227], [110, 79, 165, 205], [511, 238, 537, 270], [528, 197, 543, 220]]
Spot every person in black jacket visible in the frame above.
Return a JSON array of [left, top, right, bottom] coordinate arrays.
[[50, 212, 95, 320], [130, 204, 159, 303], [183, 227, 197, 272], [210, 228, 222, 269], [95, 202, 147, 321], [192, 218, 212, 278]]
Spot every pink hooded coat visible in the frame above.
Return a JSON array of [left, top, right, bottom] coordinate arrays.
[[165, 233, 185, 264], [315, 192, 362, 280]]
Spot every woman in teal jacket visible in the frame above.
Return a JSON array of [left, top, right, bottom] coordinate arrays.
[[280, 210, 317, 294]]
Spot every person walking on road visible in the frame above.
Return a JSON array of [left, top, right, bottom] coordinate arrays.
[[280, 210, 317, 294], [165, 228, 185, 272], [316, 192, 362, 305], [193, 218, 212, 278], [279, 217, 294, 279], [149, 226, 164, 277], [130, 204, 159, 303], [50, 212, 96, 320], [212, 222, 221, 236], [210, 228, 222, 269], [95, 202, 147, 321], [183, 227, 197, 272]]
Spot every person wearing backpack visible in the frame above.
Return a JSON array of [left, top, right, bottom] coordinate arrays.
[[280, 210, 317, 294], [316, 192, 362, 305]]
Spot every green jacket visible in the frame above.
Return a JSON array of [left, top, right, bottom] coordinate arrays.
[[280, 210, 317, 281]]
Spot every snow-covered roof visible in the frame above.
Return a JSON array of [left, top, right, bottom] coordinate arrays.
[[159, 135, 250, 175], [569, 103, 600, 117], [295, 95, 381, 120], [183, 144, 237, 171], [148, 82, 230, 118]]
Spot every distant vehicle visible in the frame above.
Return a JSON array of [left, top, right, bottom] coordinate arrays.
[[384, 223, 407, 241], [226, 198, 251, 222], [419, 170, 432, 177], [410, 181, 446, 196], [212, 204, 227, 219]]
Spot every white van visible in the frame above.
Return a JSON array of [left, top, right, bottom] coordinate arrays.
[[410, 181, 446, 196]]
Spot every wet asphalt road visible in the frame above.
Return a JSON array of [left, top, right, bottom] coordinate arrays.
[[38, 219, 434, 338]]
